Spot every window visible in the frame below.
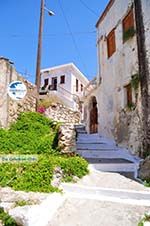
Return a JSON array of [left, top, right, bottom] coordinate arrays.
[[60, 75, 65, 84], [124, 84, 132, 107], [107, 29, 116, 58], [51, 77, 57, 90], [81, 84, 83, 92], [44, 78, 49, 86], [76, 79, 79, 92], [123, 9, 135, 42]]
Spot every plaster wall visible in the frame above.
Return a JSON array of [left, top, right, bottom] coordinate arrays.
[[96, 0, 139, 139], [0, 59, 19, 127], [41, 64, 88, 111]]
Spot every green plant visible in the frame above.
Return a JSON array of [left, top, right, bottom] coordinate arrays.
[[0, 112, 89, 193], [0, 155, 88, 192], [0, 112, 60, 154], [144, 180, 150, 187], [38, 95, 63, 109], [123, 27, 136, 42], [127, 102, 136, 111], [138, 213, 150, 226], [131, 73, 140, 91], [59, 156, 89, 182], [15, 200, 33, 207], [0, 207, 17, 226]]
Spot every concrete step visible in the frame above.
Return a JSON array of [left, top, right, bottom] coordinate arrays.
[[90, 163, 137, 176], [61, 183, 150, 203], [74, 124, 85, 129], [77, 150, 140, 165], [85, 158, 133, 164], [75, 130, 140, 178], [76, 131, 87, 134], [77, 139, 116, 145], [77, 133, 100, 138], [77, 135, 116, 146], [76, 143, 117, 150]]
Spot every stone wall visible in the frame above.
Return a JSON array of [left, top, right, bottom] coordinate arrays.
[[115, 107, 143, 155], [58, 124, 76, 153], [45, 103, 80, 153], [45, 103, 80, 124], [0, 57, 36, 127]]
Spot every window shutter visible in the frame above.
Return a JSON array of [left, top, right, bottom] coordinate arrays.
[[125, 84, 132, 105], [123, 9, 134, 32], [107, 29, 116, 58]]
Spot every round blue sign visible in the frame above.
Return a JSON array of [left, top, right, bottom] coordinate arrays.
[[7, 81, 27, 100]]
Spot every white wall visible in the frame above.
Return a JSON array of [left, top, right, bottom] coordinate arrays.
[[41, 64, 89, 110], [96, 0, 139, 138]]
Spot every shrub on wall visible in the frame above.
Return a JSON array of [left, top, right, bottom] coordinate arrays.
[[131, 73, 140, 91], [38, 94, 64, 109], [0, 112, 89, 192], [123, 27, 136, 42], [0, 112, 59, 154]]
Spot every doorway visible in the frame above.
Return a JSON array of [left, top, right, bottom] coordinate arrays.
[[52, 77, 57, 90], [89, 96, 98, 134]]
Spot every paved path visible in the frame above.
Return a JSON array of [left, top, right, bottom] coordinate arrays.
[[8, 168, 150, 226], [48, 168, 150, 226], [76, 166, 149, 191], [49, 198, 149, 226]]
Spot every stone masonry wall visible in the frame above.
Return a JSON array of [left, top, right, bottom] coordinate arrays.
[[0, 57, 36, 127], [45, 103, 80, 124], [45, 103, 80, 153]]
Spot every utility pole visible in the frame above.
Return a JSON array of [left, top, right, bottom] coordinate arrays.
[[35, 0, 45, 92]]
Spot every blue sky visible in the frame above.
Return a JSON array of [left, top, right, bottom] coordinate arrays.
[[0, 0, 109, 83]]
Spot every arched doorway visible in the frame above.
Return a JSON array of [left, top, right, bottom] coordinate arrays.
[[89, 96, 98, 134]]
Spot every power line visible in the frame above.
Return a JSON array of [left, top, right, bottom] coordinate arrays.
[[57, 0, 89, 75], [0, 31, 96, 39], [79, 0, 99, 16]]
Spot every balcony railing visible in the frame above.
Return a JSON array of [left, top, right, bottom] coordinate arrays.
[[39, 84, 57, 94]]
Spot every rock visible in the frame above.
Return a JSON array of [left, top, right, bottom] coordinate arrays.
[[0, 187, 48, 206], [9, 205, 30, 226], [72, 176, 80, 183], [0, 202, 15, 212], [0, 220, 3, 226], [9, 193, 65, 226], [51, 167, 63, 187], [139, 156, 150, 180], [58, 123, 76, 153]]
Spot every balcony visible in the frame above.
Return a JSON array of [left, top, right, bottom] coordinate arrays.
[[39, 84, 57, 95]]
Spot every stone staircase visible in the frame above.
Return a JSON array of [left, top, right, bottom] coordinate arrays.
[[75, 125, 141, 179]]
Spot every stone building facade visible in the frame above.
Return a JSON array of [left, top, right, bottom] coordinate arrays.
[[0, 57, 36, 127], [83, 0, 150, 157]]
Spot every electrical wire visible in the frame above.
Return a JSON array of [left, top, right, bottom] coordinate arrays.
[[79, 0, 99, 16], [0, 31, 96, 39], [57, 0, 89, 75]]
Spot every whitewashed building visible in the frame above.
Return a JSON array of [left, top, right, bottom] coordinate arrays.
[[40, 63, 89, 110], [83, 0, 150, 157]]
